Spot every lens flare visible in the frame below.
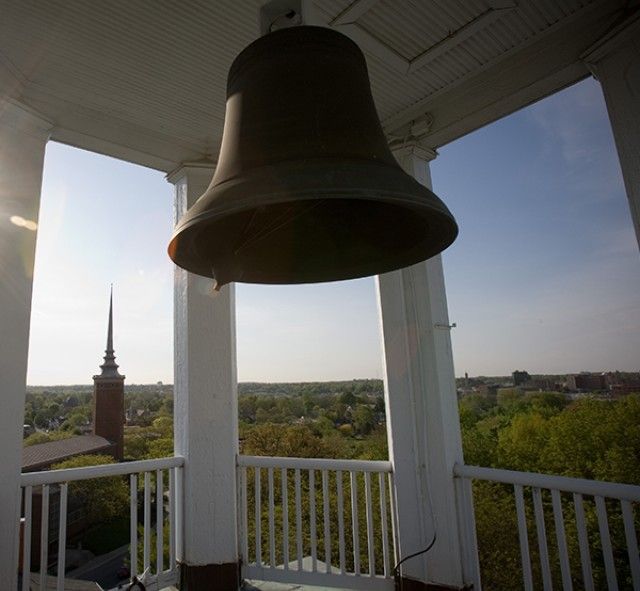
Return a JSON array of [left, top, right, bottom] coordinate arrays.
[[10, 215, 37, 231]]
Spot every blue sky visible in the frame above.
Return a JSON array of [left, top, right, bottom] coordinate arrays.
[[26, 78, 640, 384]]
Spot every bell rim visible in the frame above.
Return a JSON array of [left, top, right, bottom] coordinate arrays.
[[169, 158, 458, 283]]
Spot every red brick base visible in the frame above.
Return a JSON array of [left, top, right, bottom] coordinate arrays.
[[180, 561, 241, 590]]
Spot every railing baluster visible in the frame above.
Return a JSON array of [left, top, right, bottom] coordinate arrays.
[[268, 467, 275, 568], [621, 500, 640, 590], [240, 466, 248, 563], [282, 468, 289, 570], [56, 483, 68, 591], [175, 464, 184, 563], [514, 484, 533, 591], [39, 484, 49, 591], [350, 471, 360, 575], [144, 472, 151, 573], [22, 486, 33, 591], [156, 469, 164, 574], [379, 472, 390, 578], [255, 467, 262, 567], [322, 470, 331, 573], [337, 470, 346, 574], [572, 493, 593, 591], [295, 468, 302, 570], [388, 472, 398, 569], [551, 489, 572, 590], [364, 471, 375, 575], [169, 467, 176, 570], [309, 469, 317, 572], [532, 487, 552, 591], [595, 495, 619, 590], [573, 493, 594, 591], [130, 473, 138, 578]]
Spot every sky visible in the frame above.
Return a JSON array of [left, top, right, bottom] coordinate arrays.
[[26, 78, 640, 384]]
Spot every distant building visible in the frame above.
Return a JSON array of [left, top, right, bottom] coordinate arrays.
[[92, 291, 125, 460], [512, 370, 531, 386], [611, 383, 640, 398], [476, 383, 499, 397], [22, 290, 124, 474], [566, 373, 607, 392], [519, 378, 556, 392]]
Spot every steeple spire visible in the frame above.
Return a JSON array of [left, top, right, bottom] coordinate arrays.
[[106, 284, 114, 353], [98, 285, 122, 378]]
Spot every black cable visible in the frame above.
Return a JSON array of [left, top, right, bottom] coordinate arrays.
[[126, 576, 146, 591], [392, 531, 437, 591]]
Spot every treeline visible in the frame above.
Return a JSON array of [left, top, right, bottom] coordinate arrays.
[[239, 379, 383, 397]]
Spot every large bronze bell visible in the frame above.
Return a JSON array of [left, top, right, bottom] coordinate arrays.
[[168, 26, 458, 288]]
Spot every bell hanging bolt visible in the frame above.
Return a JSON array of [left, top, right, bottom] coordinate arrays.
[[434, 322, 456, 330]]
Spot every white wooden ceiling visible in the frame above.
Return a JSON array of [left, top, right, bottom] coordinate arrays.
[[0, 0, 632, 171]]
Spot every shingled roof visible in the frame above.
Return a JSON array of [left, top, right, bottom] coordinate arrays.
[[22, 434, 113, 472]]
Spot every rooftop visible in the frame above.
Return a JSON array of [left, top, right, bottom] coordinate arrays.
[[22, 434, 113, 472]]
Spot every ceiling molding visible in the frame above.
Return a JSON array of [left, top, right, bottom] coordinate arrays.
[[330, 0, 381, 26], [580, 10, 640, 65], [407, 5, 517, 75], [382, 0, 619, 135]]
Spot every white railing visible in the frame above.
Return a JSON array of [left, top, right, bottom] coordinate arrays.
[[237, 455, 397, 591], [20, 456, 184, 591], [454, 463, 640, 591]]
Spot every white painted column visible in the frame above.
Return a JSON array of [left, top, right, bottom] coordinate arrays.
[[168, 163, 240, 588], [377, 144, 478, 589], [0, 101, 51, 585], [583, 16, 640, 249]]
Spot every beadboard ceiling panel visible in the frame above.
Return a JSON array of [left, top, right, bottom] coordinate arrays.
[[0, 0, 631, 171]]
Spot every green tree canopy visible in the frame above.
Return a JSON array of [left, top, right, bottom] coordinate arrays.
[[52, 454, 128, 524]]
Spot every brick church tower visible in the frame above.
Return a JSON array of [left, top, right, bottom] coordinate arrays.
[[93, 287, 125, 460]]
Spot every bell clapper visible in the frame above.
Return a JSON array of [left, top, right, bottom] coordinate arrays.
[[211, 272, 225, 296]]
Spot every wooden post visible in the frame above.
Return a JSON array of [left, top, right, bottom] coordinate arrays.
[[377, 143, 479, 589], [0, 101, 51, 586], [583, 16, 640, 250], [168, 163, 240, 589]]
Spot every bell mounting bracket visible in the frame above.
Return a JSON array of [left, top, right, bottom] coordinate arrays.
[[259, 0, 318, 35]]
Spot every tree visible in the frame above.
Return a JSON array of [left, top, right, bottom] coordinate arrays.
[[497, 412, 549, 472], [147, 438, 173, 459], [24, 430, 74, 446], [353, 405, 376, 436], [52, 455, 128, 525], [243, 424, 341, 458]]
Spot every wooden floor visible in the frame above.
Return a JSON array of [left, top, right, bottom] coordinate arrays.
[[25, 573, 98, 590], [244, 580, 350, 591]]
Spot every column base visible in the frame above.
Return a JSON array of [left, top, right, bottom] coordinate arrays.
[[179, 561, 241, 590], [398, 577, 473, 591]]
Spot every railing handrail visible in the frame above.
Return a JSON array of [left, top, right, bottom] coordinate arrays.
[[21, 455, 185, 487], [238, 454, 392, 473], [454, 462, 640, 502]]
